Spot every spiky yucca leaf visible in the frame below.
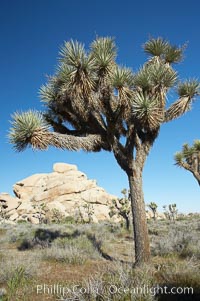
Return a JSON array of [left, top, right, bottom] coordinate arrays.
[[58, 43, 97, 98], [39, 80, 59, 104], [164, 45, 184, 64], [148, 62, 178, 88], [193, 140, 200, 152], [164, 96, 192, 122], [56, 64, 75, 83], [59, 40, 87, 68], [111, 66, 134, 89], [133, 67, 152, 91], [181, 143, 196, 161], [174, 152, 184, 166], [9, 111, 50, 151], [132, 92, 163, 130], [90, 37, 116, 74], [111, 66, 134, 102], [144, 37, 169, 57], [177, 80, 200, 98]]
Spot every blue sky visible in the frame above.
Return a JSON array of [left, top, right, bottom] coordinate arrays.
[[1, 0, 200, 213]]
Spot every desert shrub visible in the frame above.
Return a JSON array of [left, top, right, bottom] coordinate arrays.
[[148, 229, 159, 236], [42, 244, 87, 265], [17, 220, 28, 224], [197, 223, 200, 231], [180, 240, 200, 259], [41, 231, 102, 265], [0, 252, 4, 263], [148, 219, 169, 236], [0, 254, 39, 284], [63, 215, 76, 224], [63, 262, 156, 301], [151, 222, 200, 259], [5, 223, 36, 245], [55, 234, 101, 259], [0, 228, 7, 235], [6, 266, 28, 298], [157, 258, 200, 298], [47, 208, 65, 224], [17, 228, 61, 250]]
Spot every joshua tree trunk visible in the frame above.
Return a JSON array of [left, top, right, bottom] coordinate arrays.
[[193, 172, 200, 186], [120, 212, 130, 231], [128, 167, 150, 264], [124, 215, 130, 231]]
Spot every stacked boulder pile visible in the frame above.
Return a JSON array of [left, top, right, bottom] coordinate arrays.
[[0, 162, 166, 224], [0, 163, 116, 224]]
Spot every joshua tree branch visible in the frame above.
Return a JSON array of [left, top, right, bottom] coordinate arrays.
[[164, 96, 191, 122]]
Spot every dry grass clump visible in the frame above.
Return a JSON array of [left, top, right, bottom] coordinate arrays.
[[59, 262, 156, 301], [42, 244, 88, 265], [0, 252, 40, 283], [42, 234, 102, 265], [1, 223, 37, 245], [156, 257, 200, 298], [0, 215, 199, 300], [150, 219, 200, 260]]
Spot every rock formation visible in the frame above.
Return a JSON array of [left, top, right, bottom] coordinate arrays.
[[0, 162, 166, 224], [0, 163, 116, 224]]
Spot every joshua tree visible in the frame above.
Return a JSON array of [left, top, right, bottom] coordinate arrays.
[[169, 203, 178, 222], [163, 204, 178, 222], [175, 140, 200, 185], [50, 208, 65, 224], [32, 202, 48, 224], [82, 203, 95, 223], [0, 202, 10, 222], [9, 37, 200, 264], [148, 202, 158, 220], [109, 188, 131, 230], [74, 203, 94, 224]]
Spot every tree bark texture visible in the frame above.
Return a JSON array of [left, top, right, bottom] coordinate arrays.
[[193, 171, 200, 186], [128, 170, 150, 264], [125, 215, 130, 231]]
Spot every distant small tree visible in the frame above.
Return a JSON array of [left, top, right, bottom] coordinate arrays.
[[83, 203, 94, 223], [148, 202, 158, 220], [175, 140, 200, 186], [163, 204, 178, 222], [32, 203, 48, 224], [109, 188, 131, 230], [50, 208, 65, 224], [0, 203, 10, 223], [169, 204, 178, 222], [74, 203, 94, 224]]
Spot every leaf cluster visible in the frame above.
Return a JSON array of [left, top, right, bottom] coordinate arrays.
[[175, 140, 200, 167], [8, 37, 200, 156], [144, 37, 184, 64]]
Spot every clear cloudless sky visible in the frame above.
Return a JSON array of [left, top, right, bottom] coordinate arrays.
[[1, 0, 200, 213]]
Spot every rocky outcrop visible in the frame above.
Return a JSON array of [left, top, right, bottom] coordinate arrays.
[[0, 163, 166, 224], [0, 163, 116, 224]]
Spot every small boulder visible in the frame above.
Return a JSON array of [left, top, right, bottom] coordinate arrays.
[[53, 163, 77, 173], [9, 212, 19, 221], [28, 216, 40, 224], [0, 193, 21, 211]]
